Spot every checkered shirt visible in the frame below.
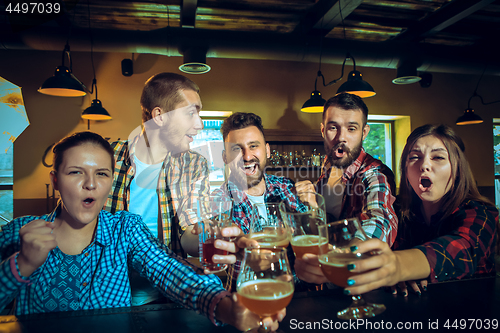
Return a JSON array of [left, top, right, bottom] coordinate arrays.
[[395, 199, 498, 283], [212, 174, 308, 290], [316, 148, 398, 246], [0, 208, 230, 324], [103, 139, 210, 256]]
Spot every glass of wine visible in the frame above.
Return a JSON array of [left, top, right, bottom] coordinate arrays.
[[197, 195, 233, 273], [247, 203, 290, 249], [280, 192, 327, 259], [237, 246, 294, 333], [317, 217, 386, 320]]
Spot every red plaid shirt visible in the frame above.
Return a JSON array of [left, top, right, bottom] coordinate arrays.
[[316, 148, 398, 246], [395, 199, 498, 283]]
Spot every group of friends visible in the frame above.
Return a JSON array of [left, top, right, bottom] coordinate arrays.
[[0, 72, 498, 331]]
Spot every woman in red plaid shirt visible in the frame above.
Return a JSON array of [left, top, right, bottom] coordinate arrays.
[[339, 124, 498, 297]]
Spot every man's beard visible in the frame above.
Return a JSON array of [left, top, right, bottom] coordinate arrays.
[[230, 157, 267, 190], [325, 139, 363, 169]]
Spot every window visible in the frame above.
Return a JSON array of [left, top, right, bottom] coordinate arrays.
[[191, 119, 226, 190], [364, 121, 393, 171], [0, 148, 13, 225]]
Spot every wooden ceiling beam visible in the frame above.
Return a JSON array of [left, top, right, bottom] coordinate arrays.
[[181, 0, 198, 28], [293, 0, 363, 36], [395, 0, 496, 42]]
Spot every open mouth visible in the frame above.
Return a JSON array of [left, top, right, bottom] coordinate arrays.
[[83, 198, 95, 204], [335, 147, 346, 158], [419, 177, 433, 191], [242, 163, 258, 176]]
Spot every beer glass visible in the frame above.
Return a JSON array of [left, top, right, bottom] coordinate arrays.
[[197, 195, 233, 273], [280, 192, 327, 259], [318, 217, 386, 319], [247, 203, 290, 248], [237, 247, 294, 332]]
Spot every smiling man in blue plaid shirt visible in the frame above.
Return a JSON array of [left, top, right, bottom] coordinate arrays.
[[212, 112, 307, 290]]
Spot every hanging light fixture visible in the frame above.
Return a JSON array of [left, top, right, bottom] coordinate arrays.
[[301, 52, 376, 113], [456, 108, 482, 126], [38, 43, 87, 97], [301, 3, 375, 112], [82, 79, 112, 121], [392, 64, 422, 85], [301, 71, 326, 113], [456, 68, 500, 126], [179, 46, 211, 74], [456, 92, 483, 125], [82, 0, 111, 124], [336, 53, 376, 98]]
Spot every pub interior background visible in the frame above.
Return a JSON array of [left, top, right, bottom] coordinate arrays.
[[2, 50, 499, 218], [0, 0, 499, 221]]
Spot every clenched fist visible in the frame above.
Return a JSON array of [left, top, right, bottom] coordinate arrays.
[[17, 220, 57, 277]]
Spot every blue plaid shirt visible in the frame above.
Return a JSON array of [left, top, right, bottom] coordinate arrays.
[[212, 174, 308, 234], [0, 208, 230, 323], [212, 174, 307, 290]]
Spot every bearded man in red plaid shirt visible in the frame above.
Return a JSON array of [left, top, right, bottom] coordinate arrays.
[[294, 93, 398, 285]]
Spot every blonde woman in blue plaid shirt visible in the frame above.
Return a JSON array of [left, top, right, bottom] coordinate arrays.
[[0, 132, 285, 331]]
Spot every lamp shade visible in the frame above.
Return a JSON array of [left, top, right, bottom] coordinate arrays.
[[337, 70, 376, 98], [179, 47, 211, 74], [38, 66, 87, 97], [456, 108, 483, 125], [301, 90, 326, 113], [82, 99, 112, 120], [392, 64, 421, 85]]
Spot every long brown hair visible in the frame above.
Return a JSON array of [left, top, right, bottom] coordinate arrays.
[[399, 124, 491, 220]]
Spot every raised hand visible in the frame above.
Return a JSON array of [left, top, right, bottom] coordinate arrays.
[[211, 226, 258, 265], [341, 238, 430, 296], [17, 220, 57, 277], [294, 180, 317, 206]]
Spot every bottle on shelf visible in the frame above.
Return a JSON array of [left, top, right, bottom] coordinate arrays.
[[311, 149, 321, 167], [281, 151, 289, 167], [293, 151, 301, 166], [301, 150, 310, 167]]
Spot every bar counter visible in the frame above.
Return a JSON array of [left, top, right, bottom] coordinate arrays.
[[1, 276, 499, 333]]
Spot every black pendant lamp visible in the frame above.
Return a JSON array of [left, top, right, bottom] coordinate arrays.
[[456, 108, 483, 126], [301, 71, 326, 113], [82, 79, 111, 121], [38, 43, 87, 97], [336, 54, 375, 98]]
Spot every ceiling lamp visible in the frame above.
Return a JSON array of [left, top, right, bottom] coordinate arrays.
[[82, 79, 111, 121], [392, 63, 421, 85], [456, 92, 483, 125], [455, 68, 500, 126], [38, 43, 86, 97], [301, 90, 326, 113], [301, 70, 326, 113], [456, 108, 483, 126], [336, 54, 375, 98], [82, 7, 111, 124], [179, 47, 211, 74]]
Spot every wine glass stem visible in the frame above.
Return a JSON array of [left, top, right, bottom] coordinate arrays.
[[351, 295, 367, 306], [258, 319, 271, 333]]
